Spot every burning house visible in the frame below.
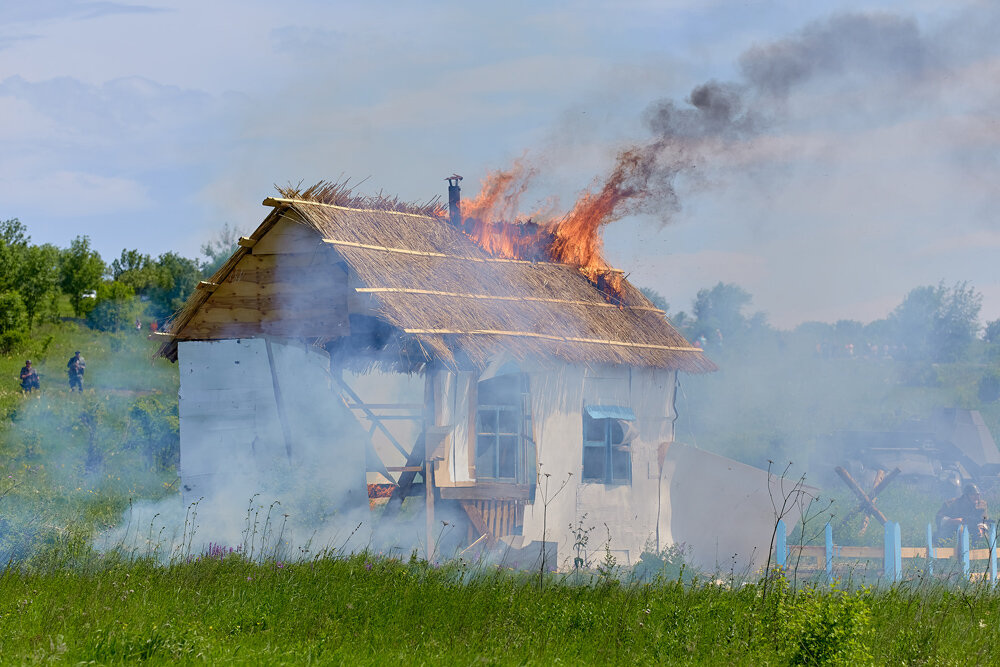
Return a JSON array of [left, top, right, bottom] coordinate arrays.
[[156, 179, 797, 570]]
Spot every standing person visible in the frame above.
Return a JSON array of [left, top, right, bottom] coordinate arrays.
[[19, 360, 40, 393], [67, 351, 86, 392]]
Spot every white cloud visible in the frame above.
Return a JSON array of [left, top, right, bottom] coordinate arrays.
[[0, 169, 150, 217]]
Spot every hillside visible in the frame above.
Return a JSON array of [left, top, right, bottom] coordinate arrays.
[[0, 322, 179, 560]]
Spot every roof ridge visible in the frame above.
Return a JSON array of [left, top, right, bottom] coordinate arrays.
[[264, 197, 436, 220]]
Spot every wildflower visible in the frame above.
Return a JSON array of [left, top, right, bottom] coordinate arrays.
[[364, 562, 372, 571]]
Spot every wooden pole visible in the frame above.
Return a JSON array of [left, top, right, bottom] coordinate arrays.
[[264, 338, 294, 460], [425, 464, 435, 561], [835, 466, 888, 526]]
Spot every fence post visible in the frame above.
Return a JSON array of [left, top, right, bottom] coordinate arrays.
[[884, 521, 895, 582], [926, 523, 935, 577], [775, 519, 787, 569], [893, 521, 902, 581], [959, 525, 970, 579], [825, 522, 833, 584], [883, 521, 902, 583], [990, 523, 997, 587]]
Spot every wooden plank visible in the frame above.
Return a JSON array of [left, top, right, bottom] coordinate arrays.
[[355, 286, 664, 313], [237, 236, 257, 248], [403, 328, 704, 353], [227, 251, 337, 274], [835, 466, 888, 526], [196, 281, 219, 292], [211, 278, 348, 299], [901, 547, 928, 558], [175, 322, 264, 340], [259, 319, 348, 338], [252, 217, 325, 255], [460, 501, 494, 546], [438, 483, 533, 501], [832, 546, 882, 559], [192, 304, 348, 325], [381, 433, 426, 518], [789, 546, 825, 558], [335, 376, 412, 458], [204, 292, 349, 311]]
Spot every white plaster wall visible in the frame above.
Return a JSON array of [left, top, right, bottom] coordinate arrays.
[[663, 443, 812, 574], [519, 364, 678, 568], [178, 338, 370, 547]]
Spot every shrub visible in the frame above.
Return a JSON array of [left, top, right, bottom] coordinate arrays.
[[632, 542, 692, 583], [782, 586, 873, 665], [978, 370, 1000, 403], [86, 281, 143, 332], [0, 291, 28, 352], [125, 395, 179, 470]]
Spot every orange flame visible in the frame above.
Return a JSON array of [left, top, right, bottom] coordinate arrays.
[[452, 148, 656, 301]]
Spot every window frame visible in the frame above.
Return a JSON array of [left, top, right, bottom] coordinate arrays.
[[474, 373, 532, 484], [581, 407, 633, 485]]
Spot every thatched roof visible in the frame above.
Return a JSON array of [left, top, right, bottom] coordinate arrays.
[[157, 185, 715, 373]]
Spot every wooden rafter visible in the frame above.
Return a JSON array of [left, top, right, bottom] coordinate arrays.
[[402, 328, 703, 352], [355, 287, 664, 313], [321, 237, 624, 273]]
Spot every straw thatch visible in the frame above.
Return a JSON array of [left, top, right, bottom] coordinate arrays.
[[157, 186, 715, 373]]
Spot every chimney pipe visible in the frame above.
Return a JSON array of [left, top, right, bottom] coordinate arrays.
[[446, 174, 462, 227]]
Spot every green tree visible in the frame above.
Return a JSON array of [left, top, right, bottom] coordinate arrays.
[[985, 319, 1000, 344], [0, 218, 29, 294], [148, 252, 201, 320], [201, 222, 244, 278], [691, 282, 759, 342], [60, 236, 106, 316], [86, 281, 143, 332], [889, 281, 981, 362], [20, 243, 61, 326], [111, 249, 158, 297], [0, 291, 28, 352]]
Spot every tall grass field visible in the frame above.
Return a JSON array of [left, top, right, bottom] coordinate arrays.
[[2, 548, 1000, 664], [4, 320, 1000, 663]]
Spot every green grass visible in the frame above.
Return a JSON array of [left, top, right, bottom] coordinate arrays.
[[5, 312, 1000, 663], [1, 321, 179, 560], [1, 552, 999, 664]]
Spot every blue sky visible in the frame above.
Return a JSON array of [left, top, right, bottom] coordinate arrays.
[[2, 0, 998, 328]]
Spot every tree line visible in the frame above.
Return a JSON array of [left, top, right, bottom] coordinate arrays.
[[0, 218, 240, 351], [643, 280, 1000, 366]]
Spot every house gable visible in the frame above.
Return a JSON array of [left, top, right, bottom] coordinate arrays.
[[172, 214, 354, 341]]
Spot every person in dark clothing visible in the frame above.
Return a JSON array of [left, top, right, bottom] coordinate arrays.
[[19, 360, 39, 393], [937, 483, 989, 538], [67, 351, 86, 392]]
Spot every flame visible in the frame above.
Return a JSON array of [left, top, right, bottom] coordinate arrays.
[[461, 159, 536, 224], [451, 149, 656, 300]]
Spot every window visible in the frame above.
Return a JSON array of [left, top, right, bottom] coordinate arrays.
[[475, 373, 531, 482], [582, 405, 636, 484]]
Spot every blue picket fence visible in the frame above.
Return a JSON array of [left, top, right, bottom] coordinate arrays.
[[774, 519, 998, 583]]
